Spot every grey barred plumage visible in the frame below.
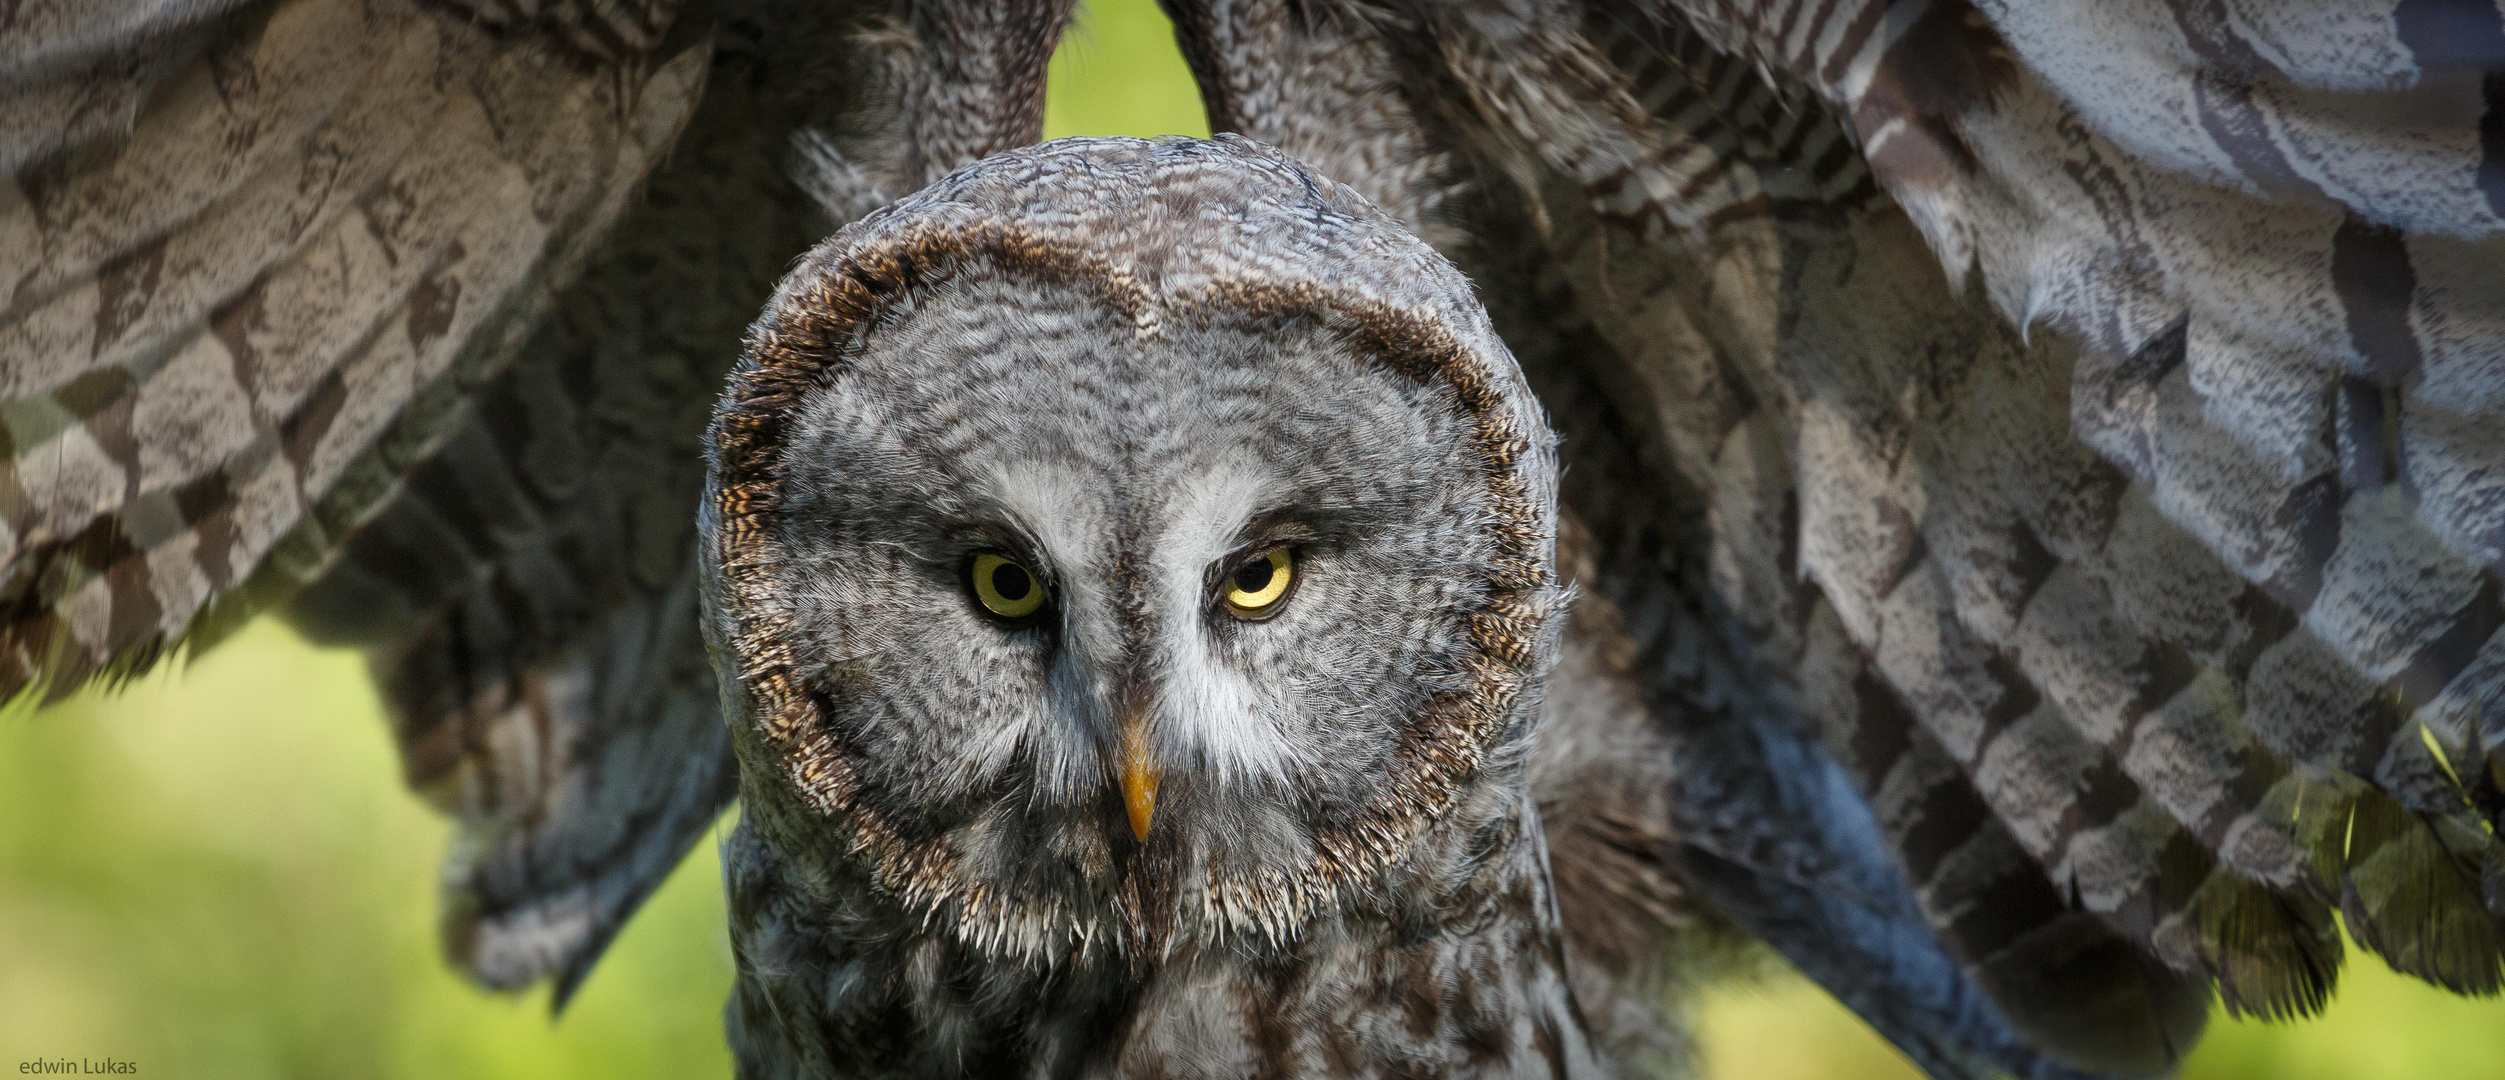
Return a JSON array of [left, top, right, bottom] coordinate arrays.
[[8, 0, 2505, 1077], [4, 0, 1076, 1000]]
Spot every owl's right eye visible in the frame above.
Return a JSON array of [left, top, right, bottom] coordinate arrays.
[[968, 552, 1047, 621]]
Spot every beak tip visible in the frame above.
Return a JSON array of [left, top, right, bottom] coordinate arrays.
[[1117, 713, 1160, 842], [1121, 767, 1158, 842]]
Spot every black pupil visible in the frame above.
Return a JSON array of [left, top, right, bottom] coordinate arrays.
[[1233, 558, 1274, 594], [990, 562, 1033, 601]]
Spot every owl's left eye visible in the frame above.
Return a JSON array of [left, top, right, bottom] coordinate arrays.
[[1221, 547, 1296, 619], [969, 552, 1047, 621]]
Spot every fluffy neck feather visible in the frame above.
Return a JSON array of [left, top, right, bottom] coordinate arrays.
[[719, 770, 1601, 1077]]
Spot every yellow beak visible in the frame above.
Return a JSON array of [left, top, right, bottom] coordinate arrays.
[[1118, 711, 1160, 842]]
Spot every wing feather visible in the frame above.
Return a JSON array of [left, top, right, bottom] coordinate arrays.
[[280, 71, 825, 991], [9, 0, 1075, 1005], [7, 0, 729, 1000], [284, 0, 1075, 995], [0, 0, 709, 700]]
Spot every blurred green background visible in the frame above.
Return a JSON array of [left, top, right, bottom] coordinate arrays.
[[6, 1, 2504, 1077]]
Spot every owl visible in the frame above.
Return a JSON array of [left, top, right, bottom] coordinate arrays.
[[701, 134, 1617, 1076], [8, 1, 2505, 1079]]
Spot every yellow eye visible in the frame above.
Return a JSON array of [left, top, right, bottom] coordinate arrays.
[[970, 553, 1045, 620], [1222, 548, 1295, 618]]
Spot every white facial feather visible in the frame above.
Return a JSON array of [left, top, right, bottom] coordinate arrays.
[[985, 459, 1116, 800], [1146, 457, 1309, 788]]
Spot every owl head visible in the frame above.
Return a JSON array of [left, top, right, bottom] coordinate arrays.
[[700, 136, 1562, 967]]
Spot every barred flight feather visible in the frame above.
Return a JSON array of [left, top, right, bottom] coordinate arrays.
[[0, 0, 709, 703], [281, 48, 837, 992], [5, 0, 1072, 1003]]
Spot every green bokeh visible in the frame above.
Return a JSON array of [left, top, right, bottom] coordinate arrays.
[[6, 1, 2503, 1077], [0, 621, 734, 1079], [1044, 0, 1211, 141]]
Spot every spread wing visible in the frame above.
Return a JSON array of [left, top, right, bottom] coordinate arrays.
[[0, 0, 709, 697], [277, 61, 819, 999], [5, 0, 1077, 999], [278, 0, 1077, 999], [2, 0, 729, 999], [1168, 1, 2505, 1076]]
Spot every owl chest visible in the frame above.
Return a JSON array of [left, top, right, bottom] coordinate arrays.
[[1108, 933, 1603, 1080], [724, 865, 1600, 1078]]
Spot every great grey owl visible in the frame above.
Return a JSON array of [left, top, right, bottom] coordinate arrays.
[[7, 1, 2505, 1079]]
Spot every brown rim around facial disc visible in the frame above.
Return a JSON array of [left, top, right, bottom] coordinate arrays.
[[707, 217, 1557, 952]]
